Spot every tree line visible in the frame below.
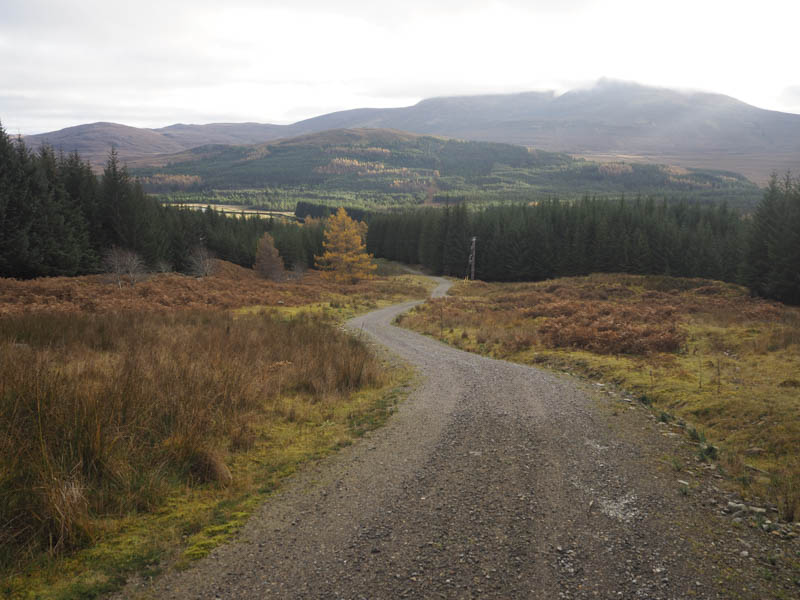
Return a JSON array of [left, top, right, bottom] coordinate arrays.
[[295, 200, 370, 222], [744, 174, 800, 305], [0, 125, 324, 279], [366, 188, 800, 305], [4, 120, 798, 304]]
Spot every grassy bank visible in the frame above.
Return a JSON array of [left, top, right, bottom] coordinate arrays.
[[398, 274, 800, 519], [0, 265, 428, 598]]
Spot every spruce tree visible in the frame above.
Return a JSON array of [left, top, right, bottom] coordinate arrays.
[[0, 124, 32, 277], [765, 175, 800, 304], [744, 175, 781, 296], [418, 209, 445, 273], [26, 146, 92, 276], [442, 204, 470, 277]]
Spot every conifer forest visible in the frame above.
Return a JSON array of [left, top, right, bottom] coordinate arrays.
[[2, 123, 799, 304], [367, 186, 800, 305]]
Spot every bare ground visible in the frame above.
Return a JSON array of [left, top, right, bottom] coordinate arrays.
[[119, 278, 799, 599]]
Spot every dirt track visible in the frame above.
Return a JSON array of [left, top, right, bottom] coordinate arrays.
[[124, 278, 797, 599]]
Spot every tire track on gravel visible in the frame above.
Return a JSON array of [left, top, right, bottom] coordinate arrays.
[[122, 277, 760, 599]]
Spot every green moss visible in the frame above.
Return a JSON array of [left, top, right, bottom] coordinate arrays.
[[5, 364, 414, 599]]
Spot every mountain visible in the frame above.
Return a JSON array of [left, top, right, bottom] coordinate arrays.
[[22, 80, 800, 182], [153, 122, 289, 148], [130, 128, 762, 211], [287, 80, 800, 183]]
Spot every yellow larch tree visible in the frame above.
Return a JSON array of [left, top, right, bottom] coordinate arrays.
[[315, 207, 376, 284]]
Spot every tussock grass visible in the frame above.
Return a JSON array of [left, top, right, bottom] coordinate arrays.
[[0, 309, 387, 576], [0, 260, 427, 596], [399, 273, 800, 518]]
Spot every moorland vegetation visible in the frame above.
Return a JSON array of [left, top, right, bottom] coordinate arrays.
[[2, 115, 799, 596], [398, 274, 800, 519], [0, 260, 431, 596]]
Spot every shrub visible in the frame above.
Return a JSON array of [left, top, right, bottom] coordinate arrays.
[[253, 233, 285, 281]]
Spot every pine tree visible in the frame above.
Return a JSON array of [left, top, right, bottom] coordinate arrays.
[[418, 209, 444, 273], [630, 229, 653, 274], [315, 207, 376, 284], [442, 204, 470, 277], [26, 145, 92, 276], [744, 175, 781, 296], [300, 217, 325, 269], [0, 125, 32, 277], [765, 174, 800, 304], [273, 224, 305, 270], [98, 149, 167, 266]]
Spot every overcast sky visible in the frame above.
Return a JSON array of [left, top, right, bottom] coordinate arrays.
[[3, 0, 800, 134]]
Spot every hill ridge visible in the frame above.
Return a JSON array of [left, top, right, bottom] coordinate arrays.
[[128, 126, 762, 211], [21, 80, 800, 182]]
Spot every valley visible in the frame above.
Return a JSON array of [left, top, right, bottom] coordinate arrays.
[[23, 81, 800, 185], [5, 2, 800, 598], [131, 129, 762, 214], [2, 79, 799, 600]]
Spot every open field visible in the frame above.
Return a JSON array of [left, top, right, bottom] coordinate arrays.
[[0, 264, 430, 598], [398, 274, 800, 519], [161, 202, 298, 220]]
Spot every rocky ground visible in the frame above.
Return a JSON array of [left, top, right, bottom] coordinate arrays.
[[118, 278, 799, 599]]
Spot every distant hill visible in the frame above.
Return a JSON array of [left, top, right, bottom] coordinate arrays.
[[23, 122, 187, 166], [287, 80, 800, 184], [154, 122, 288, 148], [23, 121, 292, 168], [22, 80, 800, 183], [129, 128, 762, 211]]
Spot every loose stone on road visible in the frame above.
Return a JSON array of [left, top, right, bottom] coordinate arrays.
[[122, 277, 795, 599]]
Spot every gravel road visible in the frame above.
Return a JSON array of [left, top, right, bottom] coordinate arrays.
[[124, 278, 797, 599]]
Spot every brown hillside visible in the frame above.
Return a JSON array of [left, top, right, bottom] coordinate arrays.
[[23, 122, 186, 168], [0, 260, 423, 315]]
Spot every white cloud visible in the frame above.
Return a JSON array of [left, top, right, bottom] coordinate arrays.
[[2, 0, 800, 133]]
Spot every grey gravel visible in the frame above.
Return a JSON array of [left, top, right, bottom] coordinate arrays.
[[117, 278, 798, 599]]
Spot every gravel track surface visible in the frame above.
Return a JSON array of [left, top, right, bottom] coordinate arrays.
[[123, 278, 797, 599]]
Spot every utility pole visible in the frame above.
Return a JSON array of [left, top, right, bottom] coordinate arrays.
[[467, 236, 477, 281]]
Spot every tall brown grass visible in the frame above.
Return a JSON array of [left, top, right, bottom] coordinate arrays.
[[0, 309, 385, 567], [400, 273, 800, 516]]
